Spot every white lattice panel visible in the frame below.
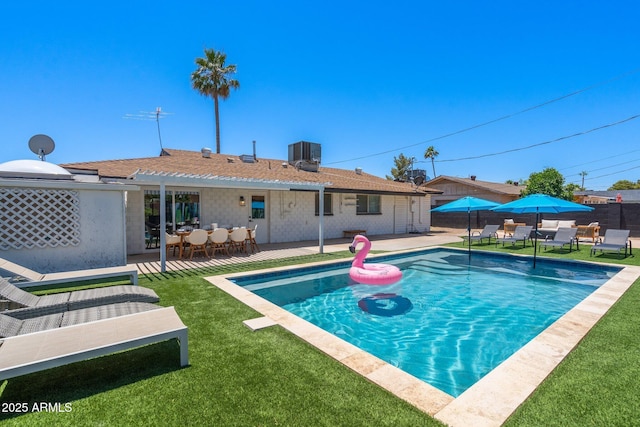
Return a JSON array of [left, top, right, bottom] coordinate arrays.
[[0, 188, 81, 250]]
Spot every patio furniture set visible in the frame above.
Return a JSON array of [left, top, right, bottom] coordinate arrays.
[[166, 225, 259, 260], [0, 261, 189, 380], [464, 223, 632, 258]]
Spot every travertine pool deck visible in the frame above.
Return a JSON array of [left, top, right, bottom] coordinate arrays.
[[206, 248, 640, 427]]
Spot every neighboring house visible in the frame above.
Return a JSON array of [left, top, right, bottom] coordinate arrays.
[[62, 143, 441, 256], [574, 190, 640, 204], [0, 159, 136, 273], [426, 175, 522, 206]]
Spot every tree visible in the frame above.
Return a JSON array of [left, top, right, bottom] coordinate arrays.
[[579, 171, 588, 190], [424, 146, 439, 178], [522, 167, 573, 200], [387, 153, 413, 181], [608, 179, 640, 190], [191, 48, 240, 154]]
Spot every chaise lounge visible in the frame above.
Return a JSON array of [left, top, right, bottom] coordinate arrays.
[[463, 224, 500, 245], [496, 225, 533, 247], [0, 304, 188, 380], [0, 278, 159, 319], [0, 256, 138, 289], [541, 227, 579, 252], [590, 229, 633, 258]]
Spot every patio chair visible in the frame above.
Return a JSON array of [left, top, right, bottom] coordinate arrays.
[[165, 232, 181, 257], [463, 224, 500, 245], [208, 228, 230, 257], [590, 229, 633, 258], [541, 227, 578, 252], [184, 229, 209, 260], [496, 225, 533, 247], [228, 227, 248, 254], [0, 305, 188, 380], [0, 277, 159, 320], [245, 224, 259, 253], [0, 256, 138, 289]]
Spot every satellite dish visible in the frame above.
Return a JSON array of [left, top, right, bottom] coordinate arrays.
[[412, 176, 425, 187], [28, 134, 55, 161]]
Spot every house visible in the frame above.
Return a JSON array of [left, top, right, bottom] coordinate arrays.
[[426, 175, 522, 206], [61, 143, 441, 258], [574, 190, 640, 204]]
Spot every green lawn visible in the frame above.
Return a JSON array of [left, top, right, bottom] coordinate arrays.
[[1, 243, 638, 426]]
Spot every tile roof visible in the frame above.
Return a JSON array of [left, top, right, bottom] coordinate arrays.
[[62, 149, 441, 196], [426, 175, 523, 196]]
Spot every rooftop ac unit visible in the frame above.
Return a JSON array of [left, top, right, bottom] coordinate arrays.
[[288, 141, 321, 172]]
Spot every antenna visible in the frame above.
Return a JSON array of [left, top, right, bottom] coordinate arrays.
[[28, 134, 55, 161], [123, 107, 173, 151]]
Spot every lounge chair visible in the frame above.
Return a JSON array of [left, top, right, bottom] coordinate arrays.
[[464, 224, 500, 245], [0, 305, 188, 380], [591, 229, 633, 258], [0, 256, 138, 289], [496, 225, 533, 247], [1, 302, 160, 336], [0, 278, 159, 320], [541, 227, 578, 252]]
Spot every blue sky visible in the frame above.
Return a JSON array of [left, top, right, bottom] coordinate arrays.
[[2, 1, 639, 190]]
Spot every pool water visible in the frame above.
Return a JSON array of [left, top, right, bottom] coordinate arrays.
[[233, 248, 620, 397]]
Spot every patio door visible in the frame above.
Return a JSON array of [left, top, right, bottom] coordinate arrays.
[[249, 194, 268, 243]]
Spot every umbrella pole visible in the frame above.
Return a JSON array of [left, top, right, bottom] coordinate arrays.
[[467, 209, 471, 261], [533, 212, 539, 268]]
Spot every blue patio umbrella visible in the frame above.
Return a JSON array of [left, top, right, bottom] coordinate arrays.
[[432, 196, 501, 259], [491, 194, 594, 267]]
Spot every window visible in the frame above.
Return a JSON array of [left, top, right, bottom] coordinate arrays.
[[356, 194, 381, 214], [315, 193, 333, 215], [251, 196, 265, 219]]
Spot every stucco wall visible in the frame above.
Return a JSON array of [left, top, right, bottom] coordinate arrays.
[[124, 186, 432, 254], [2, 188, 128, 273]]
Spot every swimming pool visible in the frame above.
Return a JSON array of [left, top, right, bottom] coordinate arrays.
[[231, 248, 621, 397]]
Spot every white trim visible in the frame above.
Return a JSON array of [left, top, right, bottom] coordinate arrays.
[[130, 170, 330, 191]]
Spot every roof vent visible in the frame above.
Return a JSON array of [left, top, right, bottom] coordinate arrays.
[[470, 175, 476, 181], [226, 157, 234, 163], [201, 147, 212, 158], [355, 167, 362, 175], [282, 162, 288, 168]]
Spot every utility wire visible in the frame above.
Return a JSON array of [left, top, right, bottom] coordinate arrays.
[[437, 114, 640, 162], [325, 67, 640, 165]]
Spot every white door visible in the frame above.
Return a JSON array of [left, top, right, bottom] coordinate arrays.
[[249, 194, 268, 243]]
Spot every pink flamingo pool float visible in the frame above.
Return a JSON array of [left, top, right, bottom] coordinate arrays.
[[348, 235, 402, 285]]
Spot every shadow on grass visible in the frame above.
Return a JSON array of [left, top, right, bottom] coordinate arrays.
[[0, 340, 186, 421]]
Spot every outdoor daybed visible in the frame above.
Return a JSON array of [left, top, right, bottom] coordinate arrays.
[[0, 305, 188, 380]]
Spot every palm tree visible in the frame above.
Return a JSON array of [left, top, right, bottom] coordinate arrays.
[[424, 146, 439, 178], [191, 48, 240, 154]]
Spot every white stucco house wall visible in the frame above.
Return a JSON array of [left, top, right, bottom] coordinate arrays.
[[0, 159, 136, 273]]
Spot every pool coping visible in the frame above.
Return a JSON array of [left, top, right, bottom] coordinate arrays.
[[204, 247, 640, 427]]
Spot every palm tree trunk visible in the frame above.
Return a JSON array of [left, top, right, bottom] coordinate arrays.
[[431, 159, 436, 178], [214, 95, 221, 153]]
